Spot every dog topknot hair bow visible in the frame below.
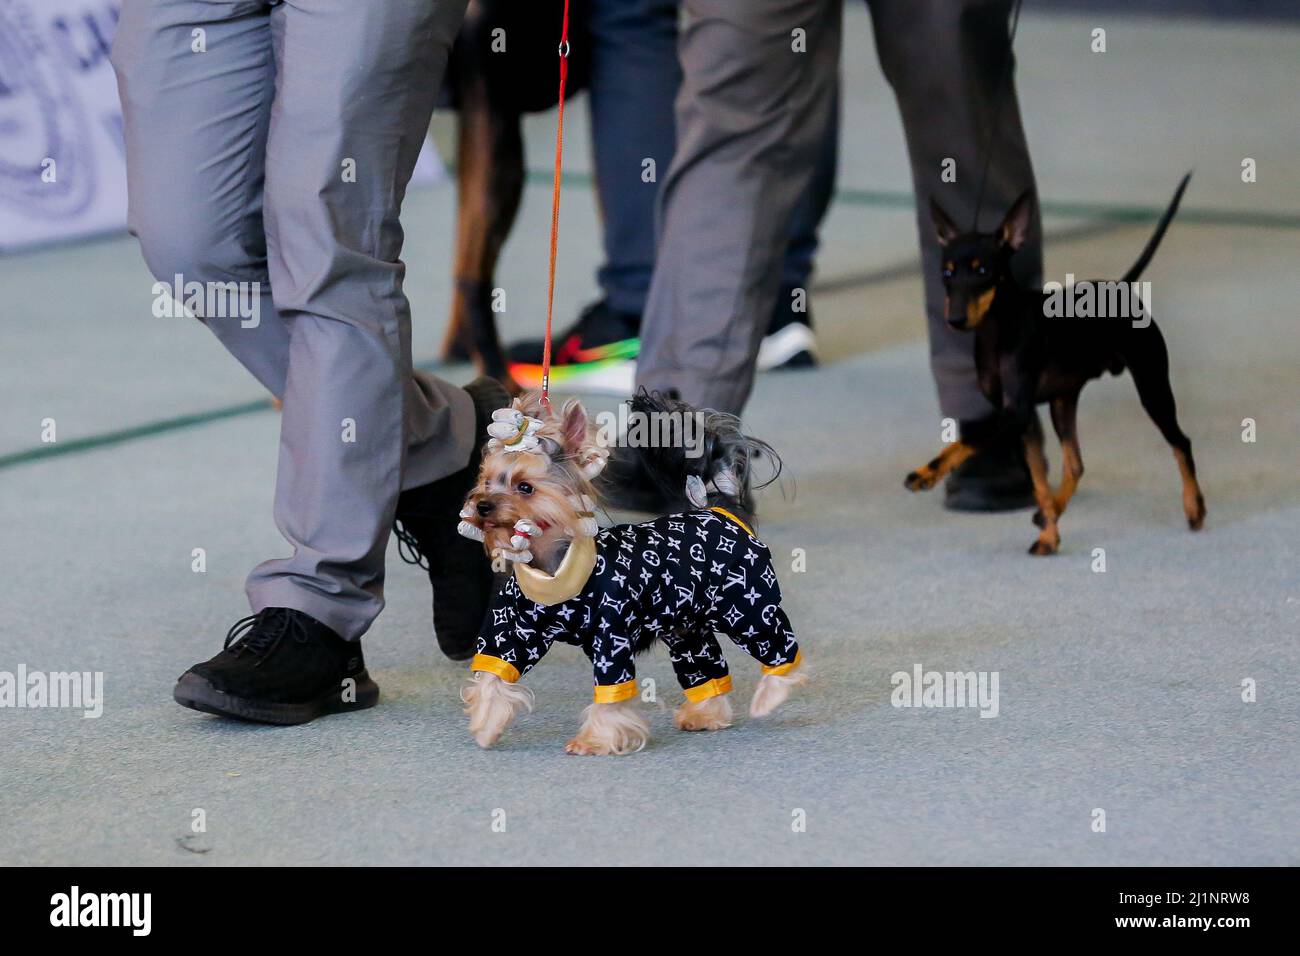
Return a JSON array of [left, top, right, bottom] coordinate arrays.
[[486, 408, 544, 453]]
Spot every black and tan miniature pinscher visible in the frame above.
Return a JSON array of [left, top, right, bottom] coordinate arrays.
[[905, 173, 1206, 555]]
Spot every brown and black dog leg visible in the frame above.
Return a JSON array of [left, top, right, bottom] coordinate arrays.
[[1127, 324, 1207, 530], [1023, 417, 1060, 555], [1034, 391, 1084, 528], [905, 442, 977, 492], [443, 61, 525, 392]]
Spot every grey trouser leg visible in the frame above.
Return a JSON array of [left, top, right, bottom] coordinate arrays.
[[588, 0, 839, 318], [587, 0, 682, 315], [869, 0, 1042, 421], [111, 0, 474, 639], [635, 0, 841, 414], [638, 0, 1040, 421]]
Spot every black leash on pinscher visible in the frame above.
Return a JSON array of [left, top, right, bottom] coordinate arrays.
[[971, 0, 1026, 231]]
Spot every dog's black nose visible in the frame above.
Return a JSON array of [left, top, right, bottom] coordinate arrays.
[[476, 499, 494, 516]]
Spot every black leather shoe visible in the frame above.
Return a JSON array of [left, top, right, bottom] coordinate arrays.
[[505, 298, 640, 366], [394, 376, 508, 660], [944, 425, 1036, 512], [174, 607, 377, 725]]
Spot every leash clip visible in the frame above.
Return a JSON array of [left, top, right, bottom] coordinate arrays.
[[558, 40, 570, 58]]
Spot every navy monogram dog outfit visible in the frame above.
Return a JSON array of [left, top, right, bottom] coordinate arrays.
[[471, 507, 801, 703]]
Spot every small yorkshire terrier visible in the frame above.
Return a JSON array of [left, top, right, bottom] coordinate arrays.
[[457, 391, 805, 755]]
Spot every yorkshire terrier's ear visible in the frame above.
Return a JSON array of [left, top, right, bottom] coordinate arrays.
[[930, 196, 961, 247], [999, 191, 1035, 251], [559, 398, 589, 455]]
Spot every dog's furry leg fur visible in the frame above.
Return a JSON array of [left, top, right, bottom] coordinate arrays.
[[462, 671, 534, 749], [1023, 418, 1061, 555], [674, 693, 733, 732], [905, 441, 977, 491], [443, 22, 524, 390], [750, 667, 808, 718], [565, 700, 650, 756]]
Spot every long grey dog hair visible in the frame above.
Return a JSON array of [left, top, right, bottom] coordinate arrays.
[[615, 390, 785, 526]]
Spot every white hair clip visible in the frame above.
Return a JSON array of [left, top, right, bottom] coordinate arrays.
[[457, 504, 485, 542], [578, 447, 609, 480], [712, 468, 740, 497], [487, 407, 544, 453], [685, 474, 709, 509], [494, 518, 538, 564]]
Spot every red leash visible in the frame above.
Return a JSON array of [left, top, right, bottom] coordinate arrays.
[[539, 0, 572, 415]]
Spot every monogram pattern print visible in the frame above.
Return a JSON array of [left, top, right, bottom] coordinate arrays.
[[475, 510, 799, 698]]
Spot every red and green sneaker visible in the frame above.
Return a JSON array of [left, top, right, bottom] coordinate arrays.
[[507, 299, 640, 394]]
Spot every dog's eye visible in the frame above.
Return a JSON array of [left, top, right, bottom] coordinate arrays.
[[517, 481, 533, 495], [943, 262, 954, 278], [975, 264, 988, 276]]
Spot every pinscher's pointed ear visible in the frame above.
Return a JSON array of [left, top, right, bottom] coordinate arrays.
[[999, 191, 1035, 251], [930, 197, 961, 247]]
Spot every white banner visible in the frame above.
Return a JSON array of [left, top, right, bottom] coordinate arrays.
[[0, 0, 444, 252], [0, 0, 124, 250]]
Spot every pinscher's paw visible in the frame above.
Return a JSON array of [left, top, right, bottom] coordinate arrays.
[[905, 469, 937, 492], [1028, 538, 1058, 556]]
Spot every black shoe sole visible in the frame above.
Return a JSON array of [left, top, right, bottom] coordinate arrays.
[[943, 486, 1037, 513], [770, 349, 817, 370], [173, 671, 380, 726]]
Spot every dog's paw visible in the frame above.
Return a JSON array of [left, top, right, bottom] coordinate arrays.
[[462, 671, 533, 749], [674, 694, 733, 732], [1028, 538, 1058, 556], [564, 735, 612, 756], [905, 469, 936, 492], [1187, 495, 1206, 531], [1032, 509, 1046, 529], [565, 701, 649, 755], [750, 668, 807, 717]]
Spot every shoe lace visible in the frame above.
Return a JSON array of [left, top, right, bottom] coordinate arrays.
[[224, 608, 311, 666], [393, 519, 429, 570]]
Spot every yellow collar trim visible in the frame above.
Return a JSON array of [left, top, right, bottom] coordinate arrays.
[[513, 534, 597, 606], [709, 506, 753, 537]]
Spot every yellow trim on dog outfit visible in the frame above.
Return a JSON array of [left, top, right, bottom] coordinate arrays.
[[709, 506, 753, 537], [471, 653, 520, 684], [761, 650, 802, 677], [682, 675, 733, 703], [593, 680, 638, 704]]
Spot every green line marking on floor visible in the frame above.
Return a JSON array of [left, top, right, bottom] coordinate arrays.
[[3, 170, 1297, 474], [525, 168, 1300, 231], [0, 362, 441, 473], [0, 400, 273, 471]]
